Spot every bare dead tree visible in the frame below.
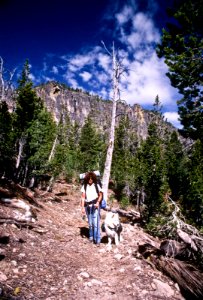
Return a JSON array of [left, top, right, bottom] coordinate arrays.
[[159, 196, 203, 255], [48, 136, 58, 162], [0, 56, 16, 101], [101, 42, 124, 202], [16, 136, 27, 169]]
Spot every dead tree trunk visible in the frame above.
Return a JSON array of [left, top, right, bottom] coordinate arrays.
[[48, 136, 58, 162], [152, 256, 203, 299], [16, 136, 26, 169], [102, 42, 122, 202], [0, 56, 5, 100], [0, 56, 16, 101], [138, 243, 203, 299], [161, 196, 203, 256]]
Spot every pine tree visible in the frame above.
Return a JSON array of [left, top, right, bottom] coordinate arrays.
[[79, 117, 104, 173], [164, 130, 187, 200], [48, 114, 81, 180], [65, 121, 82, 178], [111, 116, 133, 192], [181, 140, 203, 227], [138, 122, 169, 220], [13, 60, 47, 184], [27, 108, 57, 176], [0, 101, 14, 178], [14, 60, 43, 137], [157, 0, 203, 141], [153, 95, 163, 115]]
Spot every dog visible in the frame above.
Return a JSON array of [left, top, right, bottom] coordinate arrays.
[[103, 211, 123, 249]]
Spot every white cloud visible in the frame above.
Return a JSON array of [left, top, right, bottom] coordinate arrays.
[[117, 10, 160, 51], [97, 52, 111, 72], [116, 51, 179, 110], [63, 71, 75, 83], [43, 62, 48, 72], [67, 78, 79, 89], [132, 13, 160, 44], [79, 71, 92, 82], [29, 73, 35, 82], [52, 66, 58, 74], [94, 70, 110, 86], [115, 5, 134, 25], [68, 53, 93, 70], [163, 112, 182, 128]]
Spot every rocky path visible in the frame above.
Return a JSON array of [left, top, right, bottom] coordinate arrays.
[[0, 182, 185, 300]]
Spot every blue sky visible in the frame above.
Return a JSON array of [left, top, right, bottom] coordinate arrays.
[[0, 0, 182, 128]]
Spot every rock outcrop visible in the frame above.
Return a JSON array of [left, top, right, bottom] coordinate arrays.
[[35, 81, 176, 142]]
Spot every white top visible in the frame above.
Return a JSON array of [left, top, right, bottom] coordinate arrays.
[[81, 184, 102, 202]]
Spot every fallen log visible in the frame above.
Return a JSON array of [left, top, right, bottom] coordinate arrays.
[[152, 256, 203, 300], [138, 243, 203, 299], [105, 207, 141, 223], [160, 239, 193, 260], [0, 178, 42, 208]]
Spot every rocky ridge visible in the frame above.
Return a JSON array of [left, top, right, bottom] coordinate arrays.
[[35, 81, 176, 141]]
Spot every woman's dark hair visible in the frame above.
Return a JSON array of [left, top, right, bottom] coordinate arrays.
[[84, 172, 97, 184]]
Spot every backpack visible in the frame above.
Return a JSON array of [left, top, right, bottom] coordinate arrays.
[[82, 174, 106, 209], [96, 179, 107, 209]]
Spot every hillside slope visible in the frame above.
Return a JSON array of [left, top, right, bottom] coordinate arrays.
[[0, 181, 184, 300]]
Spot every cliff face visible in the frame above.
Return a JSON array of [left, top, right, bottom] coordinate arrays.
[[36, 81, 173, 141], [36, 82, 111, 134]]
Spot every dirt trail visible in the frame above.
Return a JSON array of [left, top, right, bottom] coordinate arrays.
[[0, 182, 185, 300]]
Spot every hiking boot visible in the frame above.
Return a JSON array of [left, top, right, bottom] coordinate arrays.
[[94, 241, 100, 247]]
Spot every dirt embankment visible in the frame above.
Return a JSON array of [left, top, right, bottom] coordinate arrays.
[[0, 181, 185, 300]]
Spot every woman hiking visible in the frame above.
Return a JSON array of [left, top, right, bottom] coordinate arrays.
[[81, 171, 103, 246]]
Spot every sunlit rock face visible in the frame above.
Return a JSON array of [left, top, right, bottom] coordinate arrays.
[[35, 81, 177, 143], [35, 82, 110, 130]]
